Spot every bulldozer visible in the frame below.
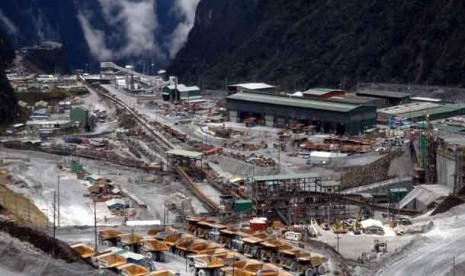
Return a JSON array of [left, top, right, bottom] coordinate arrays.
[[141, 239, 169, 262], [187, 255, 225, 276], [116, 263, 149, 276], [118, 233, 143, 253], [98, 229, 125, 247]]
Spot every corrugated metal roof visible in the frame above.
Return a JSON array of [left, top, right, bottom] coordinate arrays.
[[356, 89, 411, 99], [302, 88, 344, 96], [251, 173, 321, 182], [227, 92, 359, 112], [166, 149, 204, 158], [393, 104, 465, 119], [229, 83, 275, 90], [399, 184, 450, 209]]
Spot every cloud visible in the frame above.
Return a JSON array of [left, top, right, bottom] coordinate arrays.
[[167, 0, 201, 59], [76, 0, 200, 62], [77, 11, 113, 60], [0, 10, 18, 35]]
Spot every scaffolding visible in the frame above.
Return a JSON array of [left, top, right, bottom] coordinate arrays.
[[246, 173, 347, 225]]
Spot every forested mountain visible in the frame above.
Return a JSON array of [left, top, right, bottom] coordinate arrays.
[[169, 0, 465, 89]]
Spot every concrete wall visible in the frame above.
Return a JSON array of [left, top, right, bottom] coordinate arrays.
[[437, 153, 455, 191]]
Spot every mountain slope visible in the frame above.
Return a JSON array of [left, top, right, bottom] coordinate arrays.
[[169, 0, 465, 89], [0, 30, 17, 125]]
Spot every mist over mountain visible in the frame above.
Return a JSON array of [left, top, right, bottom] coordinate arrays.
[[0, 0, 200, 71]]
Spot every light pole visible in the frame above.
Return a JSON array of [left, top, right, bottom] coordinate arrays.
[[94, 199, 98, 253], [57, 175, 61, 228]]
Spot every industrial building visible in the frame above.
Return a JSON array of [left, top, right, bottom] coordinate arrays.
[[378, 102, 465, 122], [356, 89, 411, 107], [70, 107, 94, 132], [226, 91, 377, 135], [162, 83, 202, 103], [227, 83, 276, 95]]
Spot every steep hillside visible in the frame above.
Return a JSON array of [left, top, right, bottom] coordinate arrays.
[[169, 0, 465, 89], [0, 30, 17, 125]]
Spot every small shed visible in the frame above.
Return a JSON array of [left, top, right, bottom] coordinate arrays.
[[86, 174, 103, 184], [360, 219, 385, 235], [389, 188, 409, 203], [106, 198, 128, 210]]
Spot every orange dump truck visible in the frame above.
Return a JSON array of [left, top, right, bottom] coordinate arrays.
[[118, 233, 143, 253], [94, 252, 127, 269], [70, 243, 95, 260], [175, 237, 222, 257], [259, 240, 293, 263], [98, 229, 125, 247], [146, 269, 176, 276], [116, 263, 149, 276], [222, 260, 291, 276], [141, 239, 169, 262], [187, 255, 225, 276]]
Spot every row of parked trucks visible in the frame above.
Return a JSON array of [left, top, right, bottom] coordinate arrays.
[[70, 218, 329, 276]]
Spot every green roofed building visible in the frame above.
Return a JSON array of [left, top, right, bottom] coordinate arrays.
[[226, 91, 377, 135]]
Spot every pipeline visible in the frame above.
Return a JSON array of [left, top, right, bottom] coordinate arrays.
[[175, 166, 219, 212]]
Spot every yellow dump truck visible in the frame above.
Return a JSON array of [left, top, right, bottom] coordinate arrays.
[[259, 240, 293, 263], [172, 235, 196, 256], [220, 228, 251, 249], [199, 248, 241, 266], [175, 238, 222, 257], [222, 260, 291, 276], [118, 233, 143, 253], [116, 263, 149, 276], [278, 248, 317, 275], [146, 269, 176, 276], [70, 243, 95, 260], [93, 252, 127, 269], [242, 236, 266, 259], [98, 229, 125, 247], [141, 239, 169, 262], [187, 254, 225, 276]]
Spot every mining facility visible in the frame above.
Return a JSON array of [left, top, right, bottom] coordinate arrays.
[[3, 62, 465, 275]]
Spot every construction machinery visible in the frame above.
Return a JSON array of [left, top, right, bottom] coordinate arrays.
[[93, 251, 127, 270], [98, 229, 125, 247], [118, 233, 144, 253], [279, 248, 328, 276], [199, 248, 241, 266], [259, 239, 293, 263], [220, 228, 251, 249], [331, 221, 349, 234], [141, 239, 170, 262], [70, 243, 95, 261], [242, 235, 267, 259], [175, 237, 222, 257], [187, 254, 225, 276], [116, 263, 149, 276], [373, 239, 387, 253], [146, 270, 176, 276], [221, 259, 288, 276], [155, 231, 184, 248]]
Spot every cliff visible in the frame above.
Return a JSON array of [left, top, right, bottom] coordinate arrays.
[[169, 0, 465, 89], [0, 30, 17, 124]]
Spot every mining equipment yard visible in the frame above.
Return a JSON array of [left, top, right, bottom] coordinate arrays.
[[3, 64, 465, 275]]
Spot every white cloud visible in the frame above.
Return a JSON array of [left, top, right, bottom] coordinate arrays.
[[168, 0, 201, 59], [0, 10, 18, 35], [77, 11, 113, 61], [76, 0, 200, 62]]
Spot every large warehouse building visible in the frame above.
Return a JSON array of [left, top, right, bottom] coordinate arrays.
[[226, 91, 377, 135]]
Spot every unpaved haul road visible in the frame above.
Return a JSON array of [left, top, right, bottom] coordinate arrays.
[[377, 205, 465, 276]]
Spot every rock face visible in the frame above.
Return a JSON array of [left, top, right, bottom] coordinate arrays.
[[169, 0, 465, 89], [0, 30, 17, 125]]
